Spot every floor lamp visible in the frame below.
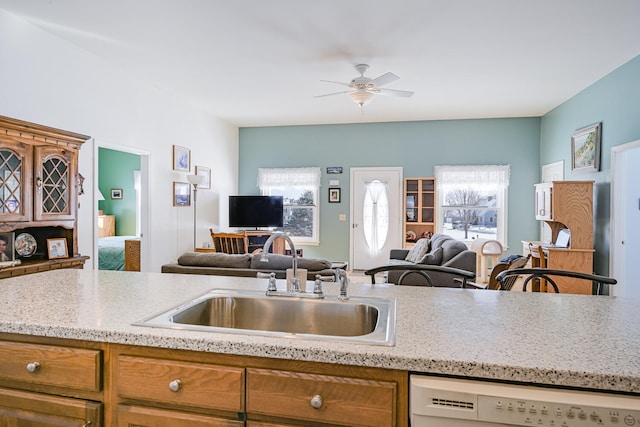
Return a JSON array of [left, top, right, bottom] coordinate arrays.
[[187, 174, 205, 249]]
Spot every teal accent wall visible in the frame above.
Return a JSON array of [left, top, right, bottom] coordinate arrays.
[[540, 54, 640, 275], [98, 148, 140, 236], [239, 117, 541, 261]]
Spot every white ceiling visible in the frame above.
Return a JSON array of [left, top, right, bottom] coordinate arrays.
[[1, 0, 639, 127]]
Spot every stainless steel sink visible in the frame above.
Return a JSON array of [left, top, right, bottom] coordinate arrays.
[[134, 289, 396, 346]]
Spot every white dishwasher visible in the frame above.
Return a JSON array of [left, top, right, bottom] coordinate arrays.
[[410, 375, 640, 426]]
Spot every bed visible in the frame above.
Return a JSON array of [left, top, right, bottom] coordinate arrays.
[[98, 236, 140, 271]]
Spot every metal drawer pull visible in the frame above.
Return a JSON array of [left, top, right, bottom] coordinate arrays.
[[168, 379, 182, 392], [26, 362, 41, 373], [310, 394, 323, 409]]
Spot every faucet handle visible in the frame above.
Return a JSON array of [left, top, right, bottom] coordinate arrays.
[[337, 270, 350, 301], [313, 274, 324, 296]]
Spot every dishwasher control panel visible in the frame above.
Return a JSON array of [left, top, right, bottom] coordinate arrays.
[[411, 375, 640, 427]]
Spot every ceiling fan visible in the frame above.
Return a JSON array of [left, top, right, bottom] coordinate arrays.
[[315, 64, 414, 107]]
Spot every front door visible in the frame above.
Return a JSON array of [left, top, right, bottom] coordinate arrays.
[[350, 167, 402, 270]]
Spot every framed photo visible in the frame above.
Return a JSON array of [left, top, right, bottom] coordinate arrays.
[[571, 122, 602, 174], [327, 166, 343, 174], [195, 166, 211, 189], [46, 238, 68, 259], [328, 187, 341, 203], [173, 145, 191, 171], [173, 182, 191, 206], [111, 188, 123, 199], [0, 232, 15, 262]]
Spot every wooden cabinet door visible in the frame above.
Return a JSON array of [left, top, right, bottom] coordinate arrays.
[[33, 145, 77, 221], [0, 141, 32, 223], [116, 404, 243, 427], [0, 387, 102, 426], [534, 183, 552, 221]]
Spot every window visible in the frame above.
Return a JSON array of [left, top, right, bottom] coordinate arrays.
[[257, 167, 320, 244], [434, 165, 510, 245]]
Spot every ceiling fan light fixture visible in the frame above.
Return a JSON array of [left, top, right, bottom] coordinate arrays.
[[350, 90, 374, 106]]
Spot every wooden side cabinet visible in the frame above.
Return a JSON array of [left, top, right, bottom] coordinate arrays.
[[98, 215, 115, 238]]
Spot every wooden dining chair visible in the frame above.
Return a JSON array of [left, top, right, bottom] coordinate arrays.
[[495, 268, 617, 294], [209, 229, 249, 254]]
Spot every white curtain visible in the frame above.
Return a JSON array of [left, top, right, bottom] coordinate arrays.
[[363, 180, 389, 255], [257, 167, 321, 189]]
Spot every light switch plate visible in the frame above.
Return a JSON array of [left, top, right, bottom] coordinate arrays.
[[329, 179, 340, 186], [339, 214, 346, 221]]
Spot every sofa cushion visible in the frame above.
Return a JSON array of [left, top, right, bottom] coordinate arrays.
[[419, 247, 443, 265], [404, 238, 430, 263], [250, 253, 331, 271], [440, 239, 469, 263], [178, 252, 252, 268]]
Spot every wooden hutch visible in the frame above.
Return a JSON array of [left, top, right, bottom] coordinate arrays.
[[0, 116, 90, 278], [525, 180, 595, 294], [403, 178, 436, 248]]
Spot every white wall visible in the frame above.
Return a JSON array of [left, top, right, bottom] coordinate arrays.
[[0, 10, 238, 271]]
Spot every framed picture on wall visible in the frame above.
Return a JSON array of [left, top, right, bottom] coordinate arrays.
[[328, 187, 341, 203], [111, 188, 123, 199], [173, 145, 190, 171], [571, 122, 602, 174], [46, 238, 68, 259], [195, 166, 211, 189], [173, 182, 191, 206]]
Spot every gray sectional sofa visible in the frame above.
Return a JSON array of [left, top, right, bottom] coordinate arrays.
[[369, 233, 476, 286], [161, 252, 338, 280]]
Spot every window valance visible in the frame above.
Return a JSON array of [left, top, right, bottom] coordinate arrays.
[[434, 165, 510, 192], [257, 167, 321, 189]]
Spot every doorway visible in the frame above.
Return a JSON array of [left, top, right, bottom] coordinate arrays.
[[94, 142, 150, 272], [610, 139, 640, 297], [350, 167, 403, 270]]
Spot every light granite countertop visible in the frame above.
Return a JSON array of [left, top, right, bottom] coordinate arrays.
[[1, 269, 639, 394]]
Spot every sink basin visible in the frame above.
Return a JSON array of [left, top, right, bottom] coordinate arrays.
[[134, 289, 395, 346]]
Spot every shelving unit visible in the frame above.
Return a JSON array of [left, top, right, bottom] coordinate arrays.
[[403, 178, 436, 248]]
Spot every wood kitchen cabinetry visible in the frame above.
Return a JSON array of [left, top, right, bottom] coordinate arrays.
[[0, 116, 90, 277], [110, 343, 407, 427], [0, 336, 104, 426], [527, 181, 595, 294], [403, 178, 436, 248], [0, 334, 407, 426]]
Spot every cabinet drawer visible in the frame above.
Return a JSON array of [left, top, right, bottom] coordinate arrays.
[[117, 404, 243, 427], [0, 387, 102, 426], [0, 340, 101, 392], [247, 368, 396, 427], [116, 355, 244, 412]]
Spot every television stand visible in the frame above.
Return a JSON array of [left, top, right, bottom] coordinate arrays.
[[244, 231, 286, 255]]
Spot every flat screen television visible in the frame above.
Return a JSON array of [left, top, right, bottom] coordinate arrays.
[[229, 195, 284, 228]]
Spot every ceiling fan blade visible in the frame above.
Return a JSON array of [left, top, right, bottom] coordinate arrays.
[[378, 88, 414, 98], [314, 90, 349, 98], [320, 80, 351, 87], [371, 72, 399, 87]]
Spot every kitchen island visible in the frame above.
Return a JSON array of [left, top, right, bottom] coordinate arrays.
[[0, 270, 639, 426]]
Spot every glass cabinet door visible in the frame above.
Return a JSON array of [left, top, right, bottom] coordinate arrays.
[[34, 146, 76, 221], [0, 143, 32, 222]]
